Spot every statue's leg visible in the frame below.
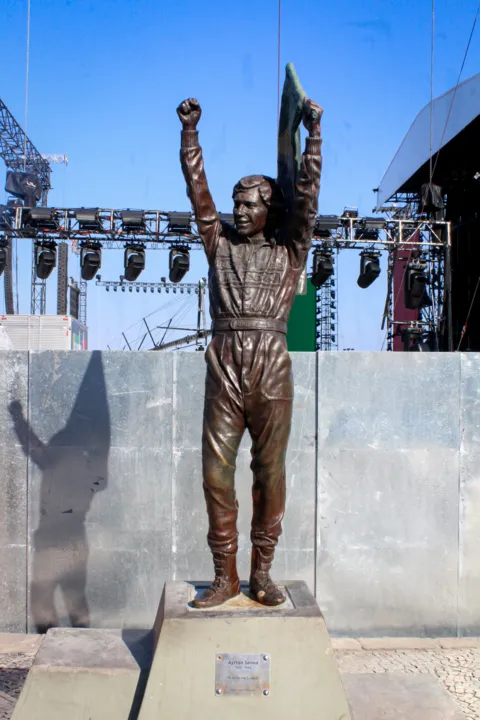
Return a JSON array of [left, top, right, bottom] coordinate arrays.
[[193, 352, 245, 608], [246, 392, 293, 606]]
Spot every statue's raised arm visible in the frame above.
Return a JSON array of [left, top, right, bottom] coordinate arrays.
[[177, 99, 221, 262], [287, 98, 323, 267]]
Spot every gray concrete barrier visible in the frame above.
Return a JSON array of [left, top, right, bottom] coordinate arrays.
[[0, 350, 478, 636]]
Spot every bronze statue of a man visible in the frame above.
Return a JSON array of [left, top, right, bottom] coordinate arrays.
[[177, 96, 322, 608]]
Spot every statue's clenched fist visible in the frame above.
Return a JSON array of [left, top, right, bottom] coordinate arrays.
[[177, 98, 202, 130], [302, 99, 323, 138]]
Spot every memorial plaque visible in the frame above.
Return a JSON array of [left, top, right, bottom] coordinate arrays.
[[215, 653, 271, 697]]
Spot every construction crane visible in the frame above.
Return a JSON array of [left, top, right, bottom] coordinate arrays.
[[0, 97, 67, 314]]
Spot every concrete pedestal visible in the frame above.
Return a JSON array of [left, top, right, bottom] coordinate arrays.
[[11, 628, 152, 720], [138, 580, 352, 720]]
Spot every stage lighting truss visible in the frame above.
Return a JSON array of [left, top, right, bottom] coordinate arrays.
[[311, 244, 338, 351], [34, 240, 57, 280], [80, 242, 102, 281], [0, 204, 450, 351]]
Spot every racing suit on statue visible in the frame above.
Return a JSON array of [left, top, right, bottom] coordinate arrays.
[[180, 127, 321, 604]]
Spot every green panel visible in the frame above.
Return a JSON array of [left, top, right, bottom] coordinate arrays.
[[287, 282, 316, 351]]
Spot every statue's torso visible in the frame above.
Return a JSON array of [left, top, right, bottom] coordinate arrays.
[[208, 230, 303, 323]]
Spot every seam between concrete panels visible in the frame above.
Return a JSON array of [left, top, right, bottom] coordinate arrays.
[[171, 353, 177, 581], [456, 353, 463, 638], [456, 352, 464, 637], [313, 350, 319, 599], [25, 350, 30, 633]]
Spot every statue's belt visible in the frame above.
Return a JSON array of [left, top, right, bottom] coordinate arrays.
[[213, 318, 288, 334]]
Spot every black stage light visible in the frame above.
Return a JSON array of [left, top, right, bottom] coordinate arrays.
[[343, 206, 359, 219], [219, 213, 235, 226], [0, 241, 7, 277], [314, 215, 339, 238], [0, 205, 12, 231], [80, 243, 102, 281], [354, 217, 386, 240], [167, 211, 192, 235], [35, 242, 57, 279], [402, 327, 424, 351], [169, 247, 190, 283], [311, 250, 334, 288], [74, 208, 103, 231], [120, 210, 145, 232], [5, 171, 42, 206], [24, 207, 59, 231], [357, 252, 381, 289], [124, 245, 145, 281], [405, 262, 430, 309]]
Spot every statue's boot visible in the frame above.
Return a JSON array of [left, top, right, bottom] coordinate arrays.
[[249, 546, 286, 606], [192, 553, 241, 609]]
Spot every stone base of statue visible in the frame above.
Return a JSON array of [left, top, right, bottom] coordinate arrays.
[[10, 582, 466, 719], [11, 627, 152, 720], [138, 580, 352, 720]]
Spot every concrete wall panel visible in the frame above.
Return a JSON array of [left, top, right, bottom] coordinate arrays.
[[27, 351, 173, 631], [316, 353, 460, 636], [0, 351, 28, 631], [459, 353, 480, 635]]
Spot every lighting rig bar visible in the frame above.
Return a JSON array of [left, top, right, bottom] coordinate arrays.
[[95, 279, 203, 294], [1, 207, 213, 247], [312, 215, 448, 249]]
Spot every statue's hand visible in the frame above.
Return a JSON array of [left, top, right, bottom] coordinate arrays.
[[302, 99, 323, 138], [177, 98, 202, 130]]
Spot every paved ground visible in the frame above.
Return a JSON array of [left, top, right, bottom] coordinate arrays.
[[0, 634, 478, 719]]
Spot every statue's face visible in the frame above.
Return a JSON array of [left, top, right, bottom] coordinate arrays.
[[233, 188, 269, 238]]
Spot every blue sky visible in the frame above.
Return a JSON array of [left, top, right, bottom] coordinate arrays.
[[1, 0, 480, 349]]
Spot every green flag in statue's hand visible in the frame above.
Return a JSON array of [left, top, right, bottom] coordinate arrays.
[[277, 62, 306, 212]]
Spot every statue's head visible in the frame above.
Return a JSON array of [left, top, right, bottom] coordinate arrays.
[[232, 175, 285, 238]]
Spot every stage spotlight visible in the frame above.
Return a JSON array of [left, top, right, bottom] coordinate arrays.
[[24, 207, 58, 231], [114, 286, 117, 292], [405, 262, 430, 309], [343, 206, 358, 219], [74, 208, 103, 232], [354, 217, 386, 241], [35, 242, 56, 279], [168, 211, 192, 235], [124, 244, 145, 281], [0, 241, 7, 277], [121, 285, 125, 292], [314, 215, 339, 238], [80, 243, 102, 281], [311, 250, 334, 288], [357, 252, 381, 289], [106, 286, 110, 292], [169, 247, 190, 283], [129, 285, 133, 292], [5, 171, 42, 206], [219, 213, 235, 226], [136, 286, 140, 293], [120, 210, 145, 232]]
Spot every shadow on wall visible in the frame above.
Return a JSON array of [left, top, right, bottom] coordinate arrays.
[[9, 351, 111, 633]]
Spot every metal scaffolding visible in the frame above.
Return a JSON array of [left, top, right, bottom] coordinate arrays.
[[311, 215, 451, 351]]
